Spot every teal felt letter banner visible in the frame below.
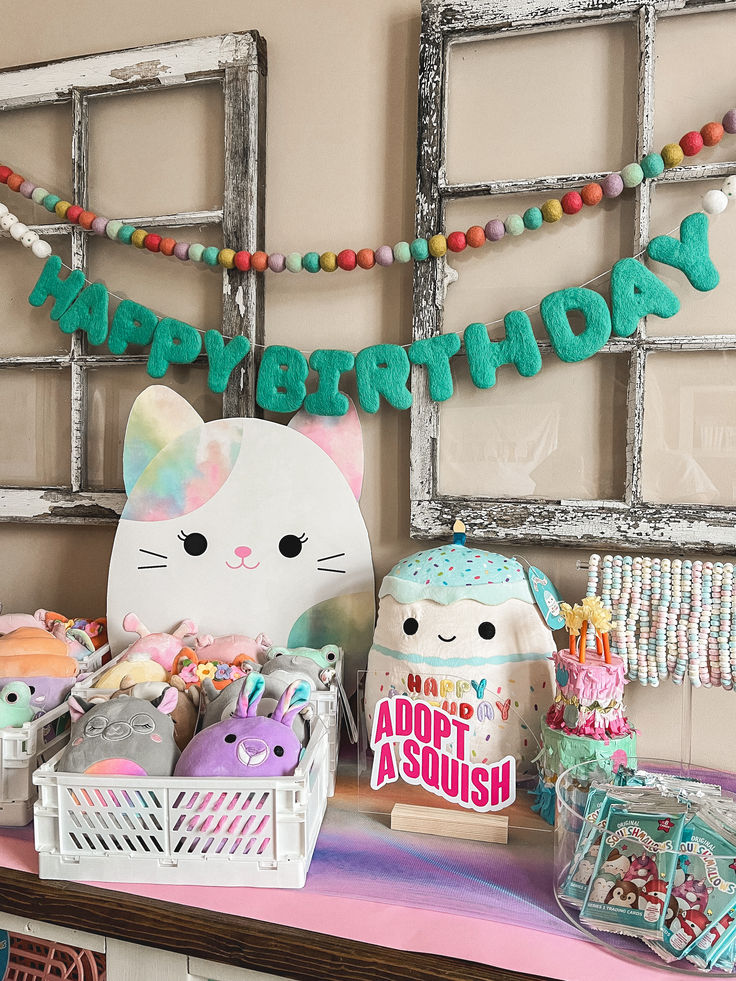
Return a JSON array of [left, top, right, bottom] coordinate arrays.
[[305, 349, 355, 416], [408, 333, 461, 402], [58, 282, 109, 346], [148, 318, 202, 379], [256, 344, 309, 413], [355, 344, 413, 413], [28, 255, 85, 321], [464, 312, 542, 389], [610, 258, 680, 337], [647, 212, 719, 292], [540, 287, 612, 362]]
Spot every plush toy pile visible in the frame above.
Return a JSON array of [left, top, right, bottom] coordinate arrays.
[[59, 611, 340, 779], [0, 605, 106, 728]]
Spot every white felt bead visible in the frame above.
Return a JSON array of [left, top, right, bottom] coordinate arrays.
[[0, 213, 18, 231], [0, 202, 8, 218], [21, 230, 39, 247], [9, 221, 28, 241], [703, 189, 728, 215], [722, 175, 736, 199], [31, 239, 52, 259]]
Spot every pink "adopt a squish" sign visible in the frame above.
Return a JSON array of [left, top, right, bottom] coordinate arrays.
[[369, 695, 516, 812]]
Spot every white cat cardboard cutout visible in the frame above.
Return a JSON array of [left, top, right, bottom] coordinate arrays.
[[107, 386, 375, 693]]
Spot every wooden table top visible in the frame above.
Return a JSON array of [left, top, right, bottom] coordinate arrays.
[[0, 863, 554, 981]]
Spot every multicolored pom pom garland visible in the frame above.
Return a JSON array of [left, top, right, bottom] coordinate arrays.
[[2, 108, 736, 275], [0, 201, 52, 258]]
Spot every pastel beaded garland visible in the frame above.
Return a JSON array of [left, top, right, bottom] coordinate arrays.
[[587, 553, 736, 689], [2, 107, 736, 276]]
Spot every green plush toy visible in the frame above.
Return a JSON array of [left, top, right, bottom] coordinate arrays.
[[0, 681, 35, 728]]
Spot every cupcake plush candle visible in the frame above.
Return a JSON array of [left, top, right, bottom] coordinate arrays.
[[364, 522, 556, 775]]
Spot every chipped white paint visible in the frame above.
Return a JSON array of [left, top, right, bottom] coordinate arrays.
[[235, 284, 247, 317], [412, 0, 736, 551], [0, 33, 266, 522], [109, 59, 172, 83], [0, 488, 125, 523], [0, 33, 262, 109]]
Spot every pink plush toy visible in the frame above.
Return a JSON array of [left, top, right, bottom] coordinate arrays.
[[120, 614, 197, 672], [174, 673, 309, 778], [0, 613, 43, 634], [192, 632, 272, 666]]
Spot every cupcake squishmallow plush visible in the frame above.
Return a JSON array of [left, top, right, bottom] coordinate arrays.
[[364, 523, 556, 776]]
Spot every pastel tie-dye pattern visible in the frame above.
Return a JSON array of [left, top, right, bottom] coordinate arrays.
[[122, 420, 243, 521], [123, 385, 203, 495], [288, 400, 364, 499]]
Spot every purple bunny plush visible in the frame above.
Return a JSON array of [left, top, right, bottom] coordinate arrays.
[[174, 674, 309, 778]]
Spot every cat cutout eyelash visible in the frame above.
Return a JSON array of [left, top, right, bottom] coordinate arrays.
[[138, 547, 168, 570], [317, 551, 346, 574]]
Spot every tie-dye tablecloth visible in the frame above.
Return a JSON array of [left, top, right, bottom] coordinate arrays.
[[0, 763, 671, 981]]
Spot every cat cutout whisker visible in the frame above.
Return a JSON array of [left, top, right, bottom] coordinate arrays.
[[317, 553, 346, 563], [138, 548, 168, 560], [137, 564, 168, 570], [317, 567, 346, 574]]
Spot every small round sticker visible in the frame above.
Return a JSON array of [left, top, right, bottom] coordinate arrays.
[[527, 565, 565, 629]]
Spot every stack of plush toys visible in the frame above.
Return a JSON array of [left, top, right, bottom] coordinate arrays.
[[60, 613, 340, 780], [0, 606, 107, 729]]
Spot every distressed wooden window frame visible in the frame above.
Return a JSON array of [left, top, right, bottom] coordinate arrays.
[[0, 32, 266, 523], [411, 0, 736, 553]]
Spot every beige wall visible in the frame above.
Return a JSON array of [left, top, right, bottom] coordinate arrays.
[[0, 1, 734, 769]]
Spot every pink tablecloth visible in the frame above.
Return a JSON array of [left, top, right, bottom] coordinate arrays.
[[0, 764, 675, 981]]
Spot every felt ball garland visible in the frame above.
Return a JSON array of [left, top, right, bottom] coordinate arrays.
[[2, 107, 736, 275], [0, 200, 52, 258]]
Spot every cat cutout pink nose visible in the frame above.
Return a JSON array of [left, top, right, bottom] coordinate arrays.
[[226, 545, 261, 571]]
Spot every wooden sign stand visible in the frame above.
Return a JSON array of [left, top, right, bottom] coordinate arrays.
[[390, 803, 509, 844]]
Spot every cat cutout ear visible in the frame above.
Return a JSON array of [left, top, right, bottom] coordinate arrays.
[[288, 397, 364, 499], [123, 386, 203, 495], [235, 673, 265, 718]]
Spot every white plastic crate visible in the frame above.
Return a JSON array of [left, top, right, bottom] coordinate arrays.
[[0, 644, 110, 826], [33, 719, 330, 889], [73, 650, 342, 797]]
